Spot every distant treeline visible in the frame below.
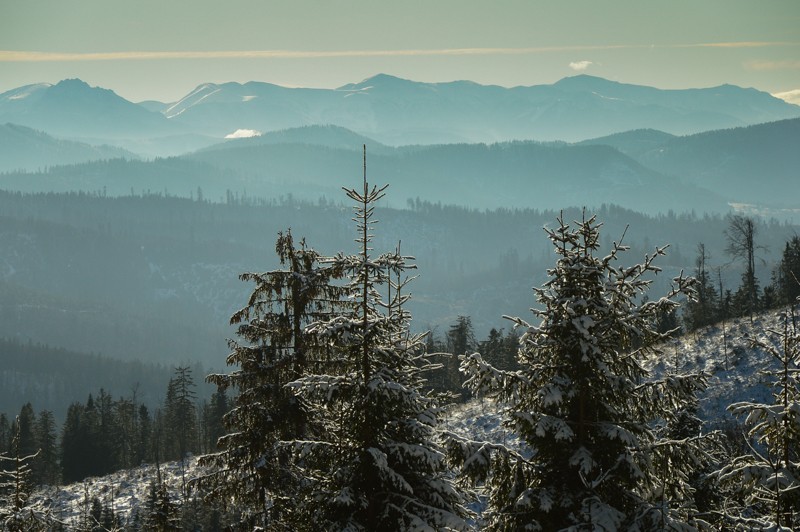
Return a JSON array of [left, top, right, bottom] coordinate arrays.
[[0, 339, 214, 421], [0, 365, 224, 486]]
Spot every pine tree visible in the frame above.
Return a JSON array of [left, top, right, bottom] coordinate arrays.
[[196, 228, 347, 529], [453, 212, 710, 530], [717, 301, 800, 529], [287, 148, 470, 530]]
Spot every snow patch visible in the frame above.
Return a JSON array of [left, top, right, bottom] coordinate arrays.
[[772, 89, 800, 106], [225, 128, 262, 139]]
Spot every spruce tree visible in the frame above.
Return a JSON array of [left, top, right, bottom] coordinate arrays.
[[453, 212, 710, 530], [0, 414, 10, 455], [163, 366, 197, 501], [726, 214, 760, 320], [775, 236, 800, 306], [33, 409, 59, 486], [196, 228, 346, 529], [287, 148, 470, 530], [60, 402, 89, 484], [144, 471, 182, 531], [685, 243, 718, 331], [717, 301, 800, 529], [0, 417, 51, 531]]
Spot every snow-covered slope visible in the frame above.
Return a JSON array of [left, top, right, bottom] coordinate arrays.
[[30, 458, 202, 528], [647, 308, 795, 428], [28, 306, 795, 525]]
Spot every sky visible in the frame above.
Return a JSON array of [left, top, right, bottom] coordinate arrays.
[[1, 0, 799, 103]]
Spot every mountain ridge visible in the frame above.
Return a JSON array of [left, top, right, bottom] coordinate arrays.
[[2, 75, 796, 155]]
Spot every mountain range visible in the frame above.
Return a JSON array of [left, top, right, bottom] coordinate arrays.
[[1, 74, 797, 156]]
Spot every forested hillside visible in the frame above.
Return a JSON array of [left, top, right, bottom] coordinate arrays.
[[2, 190, 795, 371], [0, 138, 728, 215]]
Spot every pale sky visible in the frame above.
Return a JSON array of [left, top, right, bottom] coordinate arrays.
[[1, 0, 799, 103]]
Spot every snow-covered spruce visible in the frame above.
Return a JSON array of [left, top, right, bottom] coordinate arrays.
[[449, 212, 714, 531], [715, 301, 800, 530], [285, 151, 471, 531], [0, 419, 54, 531], [194, 229, 348, 529]]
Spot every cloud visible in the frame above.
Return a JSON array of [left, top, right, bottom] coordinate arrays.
[[772, 89, 800, 106], [0, 42, 797, 63], [569, 60, 593, 71], [745, 60, 800, 71], [225, 129, 261, 139], [0, 48, 618, 62]]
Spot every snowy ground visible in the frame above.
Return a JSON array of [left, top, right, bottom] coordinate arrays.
[[29, 458, 200, 528], [28, 307, 793, 526], [645, 308, 793, 428]]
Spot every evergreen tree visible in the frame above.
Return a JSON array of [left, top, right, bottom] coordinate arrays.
[[454, 212, 710, 530], [94, 389, 117, 475], [0, 414, 10, 456], [61, 393, 117, 483], [288, 150, 470, 530], [33, 409, 60, 486], [726, 214, 760, 320], [0, 417, 51, 531], [135, 404, 153, 466], [162, 369, 198, 463], [163, 366, 197, 501], [684, 243, 718, 331], [717, 302, 800, 529], [196, 228, 346, 529], [60, 402, 89, 484], [144, 471, 182, 532], [200, 386, 228, 453], [774, 236, 800, 306], [12, 403, 36, 462], [114, 395, 138, 471], [448, 316, 477, 399]]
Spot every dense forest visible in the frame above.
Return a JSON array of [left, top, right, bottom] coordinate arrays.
[[1, 188, 798, 414]]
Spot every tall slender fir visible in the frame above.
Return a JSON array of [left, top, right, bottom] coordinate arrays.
[[287, 146, 470, 531]]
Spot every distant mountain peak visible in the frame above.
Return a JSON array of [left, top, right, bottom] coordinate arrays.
[[358, 73, 409, 84], [48, 78, 124, 103], [337, 73, 419, 92], [553, 74, 635, 92], [54, 78, 91, 89]]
